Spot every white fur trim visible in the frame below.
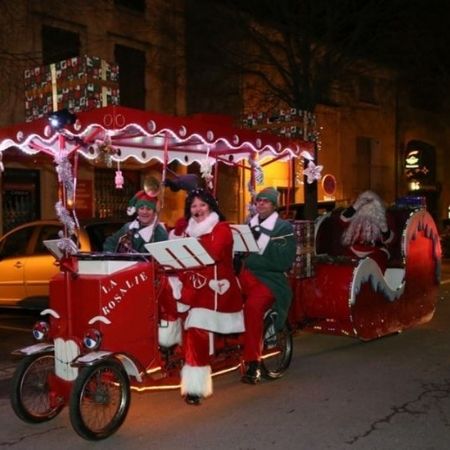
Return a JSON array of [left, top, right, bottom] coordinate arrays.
[[177, 301, 190, 313], [181, 364, 212, 397], [186, 212, 219, 238], [168, 276, 182, 300], [158, 319, 182, 347], [138, 221, 156, 242], [383, 229, 394, 245], [250, 212, 278, 254], [184, 308, 245, 333], [351, 258, 405, 305]]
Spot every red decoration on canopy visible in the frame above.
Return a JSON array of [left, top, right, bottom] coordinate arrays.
[[0, 106, 314, 167]]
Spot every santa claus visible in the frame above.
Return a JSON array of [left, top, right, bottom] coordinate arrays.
[[340, 190, 394, 273]]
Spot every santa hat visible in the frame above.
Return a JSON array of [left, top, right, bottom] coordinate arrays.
[[127, 190, 158, 216], [256, 187, 279, 206]]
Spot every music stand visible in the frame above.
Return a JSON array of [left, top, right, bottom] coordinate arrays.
[[144, 237, 215, 270], [43, 238, 78, 260], [230, 224, 260, 253]]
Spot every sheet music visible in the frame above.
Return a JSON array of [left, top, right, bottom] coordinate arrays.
[[144, 237, 215, 270], [230, 224, 260, 253]]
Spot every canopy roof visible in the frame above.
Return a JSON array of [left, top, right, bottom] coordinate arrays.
[[0, 106, 314, 166]]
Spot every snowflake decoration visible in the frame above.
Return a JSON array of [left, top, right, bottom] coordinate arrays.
[[303, 160, 323, 184]]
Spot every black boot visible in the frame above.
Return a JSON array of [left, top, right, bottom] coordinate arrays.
[[241, 361, 261, 384], [185, 394, 202, 405]]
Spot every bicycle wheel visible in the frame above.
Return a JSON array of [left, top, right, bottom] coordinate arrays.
[[10, 353, 64, 423], [69, 359, 130, 440], [260, 315, 293, 379]]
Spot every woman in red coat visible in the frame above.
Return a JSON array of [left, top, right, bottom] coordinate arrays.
[[174, 188, 244, 405]]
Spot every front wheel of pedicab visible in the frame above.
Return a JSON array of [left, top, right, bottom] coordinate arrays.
[[260, 314, 293, 380], [10, 353, 64, 423], [69, 359, 131, 440]]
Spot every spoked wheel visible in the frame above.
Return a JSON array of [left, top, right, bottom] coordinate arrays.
[[69, 359, 130, 440], [260, 314, 293, 380], [10, 353, 64, 423]]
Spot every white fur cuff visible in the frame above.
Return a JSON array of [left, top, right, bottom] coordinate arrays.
[[158, 319, 182, 347], [181, 364, 212, 397]]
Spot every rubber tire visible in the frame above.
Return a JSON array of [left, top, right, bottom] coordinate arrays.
[[260, 316, 293, 380], [69, 359, 130, 440], [10, 353, 63, 423]]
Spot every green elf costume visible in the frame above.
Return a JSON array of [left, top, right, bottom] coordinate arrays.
[[103, 191, 168, 253], [239, 187, 296, 384]]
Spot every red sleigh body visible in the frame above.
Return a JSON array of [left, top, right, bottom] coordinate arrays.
[[288, 208, 441, 341]]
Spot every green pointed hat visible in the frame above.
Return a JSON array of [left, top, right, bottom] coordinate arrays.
[[256, 187, 279, 206]]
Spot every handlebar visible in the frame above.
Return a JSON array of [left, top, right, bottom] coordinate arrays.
[[76, 251, 151, 262]]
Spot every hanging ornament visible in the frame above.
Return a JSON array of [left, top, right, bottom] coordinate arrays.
[[115, 170, 124, 189], [303, 160, 323, 184], [246, 181, 257, 218], [114, 161, 124, 189], [95, 135, 118, 167], [200, 159, 214, 190], [249, 157, 264, 185]]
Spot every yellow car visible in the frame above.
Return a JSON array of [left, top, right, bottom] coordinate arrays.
[[0, 219, 125, 309]]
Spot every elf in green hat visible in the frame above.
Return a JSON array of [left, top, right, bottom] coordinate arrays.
[[103, 190, 168, 253], [103, 190, 184, 350], [238, 187, 296, 384]]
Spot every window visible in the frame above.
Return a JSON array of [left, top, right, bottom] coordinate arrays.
[[409, 83, 443, 112], [95, 169, 140, 218], [355, 136, 373, 193], [35, 226, 61, 255], [114, 0, 146, 13], [2, 169, 41, 232], [114, 44, 146, 109], [358, 76, 377, 105], [0, 227, 33, 258], [42, 25, 80, 65]]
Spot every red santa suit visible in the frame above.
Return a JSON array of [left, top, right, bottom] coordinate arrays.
[[176, 212, 244, 398], [340, 191, 394, 273]]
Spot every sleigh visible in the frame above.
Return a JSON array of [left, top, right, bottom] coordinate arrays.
[[288, 206, 441, 340]]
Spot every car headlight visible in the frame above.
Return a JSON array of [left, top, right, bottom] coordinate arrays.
[[83, 328, 102, 351], [32, 321, 49, 341]]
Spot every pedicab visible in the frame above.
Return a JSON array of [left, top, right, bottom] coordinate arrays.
[[0, 106, 441, 439], [1, 106, 300, 440]]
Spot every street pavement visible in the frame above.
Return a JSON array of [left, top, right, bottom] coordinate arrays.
[[0, 261, 449, 449]]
